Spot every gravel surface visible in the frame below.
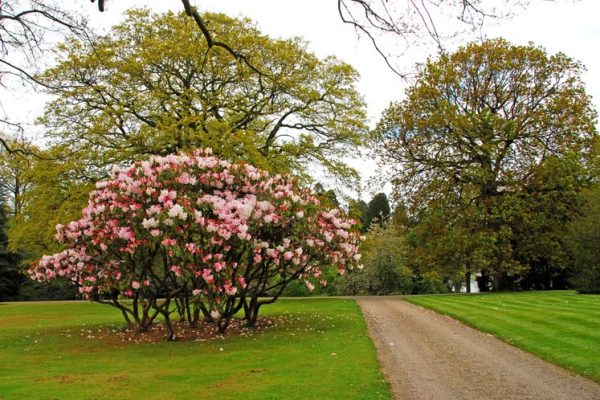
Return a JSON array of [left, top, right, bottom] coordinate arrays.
[[356, 297, 600, 400]]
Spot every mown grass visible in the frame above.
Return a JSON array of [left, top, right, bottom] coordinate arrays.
[[406, 290, 600, 382], [0, 299, 390, 400]]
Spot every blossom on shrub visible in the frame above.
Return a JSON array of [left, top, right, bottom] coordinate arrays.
[[30, 149, 362, 338]]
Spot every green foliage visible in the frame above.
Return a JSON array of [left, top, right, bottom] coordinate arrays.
[[0, 137, 37, 217], [0, 299, 391, 399], [363, 193, 390, 232], [39, 9, 367, 184], [332, 221, 448, 295], [8, 148, 93, 263], [335, 271, 370, 296], [0, 200, 23, 300], [348, 198, 369, 231], [390, 201, 410, 228], [282, 267, 341, 297], [374, 39, 598, 288], [407, 291, 600, 382], [0, 146, 83, 300], [280, 279, 311, 297], [412, 271, 448, 294], [403, 204, 476, 291], [508, 155, 587, 290], [567, 184, 600, 293], [16, 279, 78, 301], [361, 223, 411, 294], [313, 183, 340, 208]]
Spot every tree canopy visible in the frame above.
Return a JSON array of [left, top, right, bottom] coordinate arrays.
[[39, 9, 367, 184], [8, 147, 93, 261], [373, 39, 598, 288]]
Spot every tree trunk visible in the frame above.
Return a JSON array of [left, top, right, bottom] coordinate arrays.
[[120, 308, 134, 329], [199, 302, 213, 322], [190, 306, 201, 328], [244, 296, 257, 322], [217, 316, 232, 333], [175, 297, 186, 322], [163, 312, 175, 341], [477, 270, 492, 292], [465, 271, 471, 293], [246, 301, 261, 327]]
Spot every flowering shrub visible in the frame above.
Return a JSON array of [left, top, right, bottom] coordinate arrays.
[[30, 150, 362, 338]]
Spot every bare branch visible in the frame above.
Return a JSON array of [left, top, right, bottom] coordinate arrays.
[[0, 1, 92, 150], [180, 0, 272, 81], [337, 0, 534, 75]]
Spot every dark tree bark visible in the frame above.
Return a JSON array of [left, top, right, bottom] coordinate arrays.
[[465, 271, 471, 293]]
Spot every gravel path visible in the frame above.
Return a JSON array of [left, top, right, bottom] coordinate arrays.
[[356, 297, 600, 400]]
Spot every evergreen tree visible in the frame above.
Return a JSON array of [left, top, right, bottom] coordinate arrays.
[[364, 193, 391, 231], [0, 200, 23, 300]]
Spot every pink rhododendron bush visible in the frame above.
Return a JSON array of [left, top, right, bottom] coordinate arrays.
[[30, 150, 362, 339]]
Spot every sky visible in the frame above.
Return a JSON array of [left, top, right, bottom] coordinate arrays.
[[68, 0, 600, 122], [3, 0, 599, 195]]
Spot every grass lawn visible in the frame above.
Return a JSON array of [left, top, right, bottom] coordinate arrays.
[[0, 298, 389, 400], [406, 290, 600, 382]]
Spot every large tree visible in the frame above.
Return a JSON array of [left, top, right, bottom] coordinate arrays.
[[39, 9, 367, 184], [373, 39, 598, 287]]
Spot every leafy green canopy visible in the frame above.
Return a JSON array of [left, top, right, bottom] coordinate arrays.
[[373, 39, 598, 285], [39, 9, 367, 183], [9, 154, 94, 262], [374, 38, 596, 204]]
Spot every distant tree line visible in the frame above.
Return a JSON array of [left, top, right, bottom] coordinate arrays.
[[1, 10, 599, 301]]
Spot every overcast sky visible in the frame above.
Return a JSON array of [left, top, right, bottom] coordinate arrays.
[[69, 0, 600, 122], [3, 0, 599, 195]]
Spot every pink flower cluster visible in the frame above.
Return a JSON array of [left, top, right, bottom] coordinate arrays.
[[30, 149, 362, 324]]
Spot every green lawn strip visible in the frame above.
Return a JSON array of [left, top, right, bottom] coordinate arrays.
[[453, 296, 600, 317], [0, 299, 390, 400], [419, 301, 597, 342], [407, 294, 598, 342], [406, 291, 600, 382]]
